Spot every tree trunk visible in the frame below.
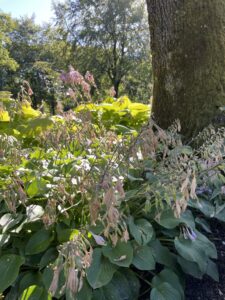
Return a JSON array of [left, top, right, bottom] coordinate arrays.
[[146, 0, 225, 138]]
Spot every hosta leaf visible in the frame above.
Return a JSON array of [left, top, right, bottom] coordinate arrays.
[[152, 269, 184, 300], [20, 285, 51, 300], [149, 239, 177, 269], [39, 248, 58, 269], [0, 254, 25, 293], [132, 244, 155, 270], [77, 280, 92, 300], [19, 272, 43, 296], [92, 269, 140, 300], [26, 178, 48, 197], [128, 217, 154, 245], [195, 230, 217, 259], [206, 259, 219, 282], [174, 237, 207, 272], [25, 229, 53, 255], [150, 282, 181, 300], [157, 209, 195, 229], [195, 217, 212, 233], [102, 241, 133, 267], [177, 257, 203, 279], [87, 248, 118, 289]]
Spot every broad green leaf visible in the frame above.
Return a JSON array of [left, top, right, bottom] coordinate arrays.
[[188, 198, 215, 218], [195, 230, 217, 259], [19, 272, 43, 296], [152, 269, 184, 300], [206, 259, 219, 282], [77, 279, 92, 300], [150, 282, 181, 300], [86, 248, 118, 289], [132, 244, 155, 270], [0, 254, 25, 293], [102, 241, 133, 267], [174, 237, 207, 272], [25, 229, 53, 255], [157, 209, 195, 229], [39, 248, 58, 269], [177, 257, 203, 279], [20, 285, 51, 300], [92, 269, 140, 300], [26, 178, 48, 197], [128, 217, 154, 245], [149, 240, 177, 269], [195, 217, 211, 233]]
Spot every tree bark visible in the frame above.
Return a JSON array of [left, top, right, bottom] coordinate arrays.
[[146, 0, 225, 138]]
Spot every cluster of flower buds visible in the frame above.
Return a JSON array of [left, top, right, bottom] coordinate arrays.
[[181, 225, 197, 240], [60, 66, 97, 100]]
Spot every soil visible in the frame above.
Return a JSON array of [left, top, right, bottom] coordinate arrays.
[[185, 221, 225, 300]]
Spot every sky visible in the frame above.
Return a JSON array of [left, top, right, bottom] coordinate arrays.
[[0, 0, 62, 24]]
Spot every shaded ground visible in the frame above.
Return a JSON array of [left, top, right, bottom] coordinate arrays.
[[185, 221, 225, 300]]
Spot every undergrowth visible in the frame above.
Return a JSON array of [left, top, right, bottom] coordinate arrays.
[[0, 70, 224, 300]]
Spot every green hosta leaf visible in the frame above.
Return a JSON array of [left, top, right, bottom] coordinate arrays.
[[0, 254, 25, 293], [188, 198, 215, 218], [25, 229, 53, 255], [26, 178, 48, 197], [86, 248, 118, 289], [174, 237, 207, 272], [92, 269, 140, 300], [195, 230, 217, 259], [195, 217, 211, 233], [157, 209, 195, 229], [77, 280, 92, 300], [20, 285, 51, 300], [150, 282, 181, 300], [102, 241, 133, 267], [128, 217, 154, 245], [177, 257, 203, 279], [19, 272, 43, 296], [206, 259, 219, 282], [152, 269, 184, 300], [215, 205, 225, 222], [149, 239, 177, 269], [56, 223, 79, 243], [132, 244, 155, 270], [39, 248, 58, 270]]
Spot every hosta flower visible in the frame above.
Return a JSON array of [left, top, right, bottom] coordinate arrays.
[[91, 232, 106, 246], [181, 225, 197, 241]]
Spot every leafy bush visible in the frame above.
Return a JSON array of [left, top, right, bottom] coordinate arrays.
[[0, 88, 224, 300]]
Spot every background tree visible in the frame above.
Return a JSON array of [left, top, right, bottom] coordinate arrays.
[[53, 0, 151, 100], [146, 0, 225, 138], [0, 12, 18, 89]]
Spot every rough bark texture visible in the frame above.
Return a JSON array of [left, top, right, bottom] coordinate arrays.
[[146, 0, 225, 138]]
